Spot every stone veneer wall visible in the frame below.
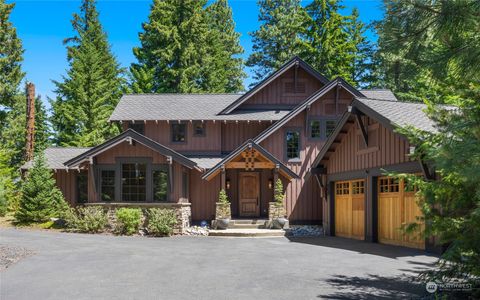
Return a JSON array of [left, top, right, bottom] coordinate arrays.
[[268, 202, 286, 220], [86, 202, 191, 234], [215, 203, 231, 220]]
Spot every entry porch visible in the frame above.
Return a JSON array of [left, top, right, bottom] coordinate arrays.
[[202, 140, 298, 219]]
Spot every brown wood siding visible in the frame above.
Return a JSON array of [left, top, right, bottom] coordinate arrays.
[[54, 170, 77, 205], [326, 118, 413, 175], [221, 122, 269, 152], [145, 121, 221, 154], [242, 68, 323, 107], [259, 91, 355, 222], [190, 170, 220, 221], [95, 141, 168, 164]]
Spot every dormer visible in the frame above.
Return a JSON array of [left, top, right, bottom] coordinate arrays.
[[219, 57, 329, 114]]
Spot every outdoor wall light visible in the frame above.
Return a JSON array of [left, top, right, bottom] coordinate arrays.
[[268, 179, 273, 189], [226, 179, 231, 189]]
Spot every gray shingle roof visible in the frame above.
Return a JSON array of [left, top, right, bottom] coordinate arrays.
[[355, 98, 439, 133], [21, 147, 91, 170], [109, 94, 289, 121], [360, 89, 397, 101], [186, 156, 225, 169]]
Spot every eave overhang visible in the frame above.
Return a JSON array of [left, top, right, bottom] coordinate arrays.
[[202, 139, 299, 181], [64, 129, 199, 170]]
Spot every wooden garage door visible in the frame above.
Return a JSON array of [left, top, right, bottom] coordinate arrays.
[[378, 177, 425, 249], [335, 180, 365, 240]]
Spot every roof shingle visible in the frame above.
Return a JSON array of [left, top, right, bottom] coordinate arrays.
[[355, 98, 442, 133], [109, 94, 289, 121], [21, 147, 91, 170], [359, 89, 397, 101]]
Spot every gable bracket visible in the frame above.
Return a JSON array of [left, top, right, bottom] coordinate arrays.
[[419, 157, 435, 181], [354, 110, 368, 147]]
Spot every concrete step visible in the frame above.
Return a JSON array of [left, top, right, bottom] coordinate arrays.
[[209, 228, 285, 237], [228, 219, 268, 229]]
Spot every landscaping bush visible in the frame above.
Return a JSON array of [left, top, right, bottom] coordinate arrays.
[[65, 206, 108, 233], [146, 208, 177, 236], [273, 179, 285, 207], [15, 154, 68, 224], [115, 208, 142, 235], [0, 177, 8, 217]]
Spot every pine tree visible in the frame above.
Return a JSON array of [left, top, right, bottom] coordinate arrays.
[[346, 8, 376, 87], [204, 0, 245, 92], [130, 0, 211, 93], [246, 0, 308, 82], [304, 0, 354, 80], [0, 148, 15, 215], [0, 0, 24, 123], [51, 0, 124, 146], [15, 153, 67, 224]]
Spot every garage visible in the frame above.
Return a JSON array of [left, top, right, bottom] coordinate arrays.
[[377, 177, 425, 249], [334, 179, 365, 240]]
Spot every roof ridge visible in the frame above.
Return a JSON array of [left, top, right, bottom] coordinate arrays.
[[123, 93, 244, 96], [47, 146, 92, 149], [357, 97, 423, 104]]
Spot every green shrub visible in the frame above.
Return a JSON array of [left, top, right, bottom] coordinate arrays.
[[0, 177, 8, 217], [65, 206, 108, 233], [115, 208, 142, 235], [146, 208, 177, 236], [15, 153, 68, 224], [273, 179, 285, 206], [218, 189, 229, 204]]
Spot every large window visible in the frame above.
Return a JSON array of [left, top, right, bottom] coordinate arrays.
[[122, 163, 147, 202], [326, 120, 337, 138], [285, 130, 300, 160], [171, 123, 186, 142], [76, 171, 88, 203], [309, 120, 321, 139], [153, 169, 168, 201], [309, 118, 337, 140], [101, 170, 116, 201]]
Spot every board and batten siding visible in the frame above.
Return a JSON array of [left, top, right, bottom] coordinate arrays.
[[221, 122, 269, 152], [189, 170, 221, 221], [242, 68, 324, 107], [259, 90, 354, 222], [145, 121, 221, 154], [325, 118, 413, 175], [54, 170, 77, 205]]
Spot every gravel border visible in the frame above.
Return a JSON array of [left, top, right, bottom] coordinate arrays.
[[0, 245, 34, 271]]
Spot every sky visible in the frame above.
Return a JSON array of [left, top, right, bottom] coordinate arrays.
[[10, 0, 384, 110]]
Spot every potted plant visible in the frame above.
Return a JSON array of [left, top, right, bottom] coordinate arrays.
[[270, 179, 288, 229], [215, 189, 231, 229]]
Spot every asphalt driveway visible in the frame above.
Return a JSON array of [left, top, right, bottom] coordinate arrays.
[[0, 228, 437, 300]]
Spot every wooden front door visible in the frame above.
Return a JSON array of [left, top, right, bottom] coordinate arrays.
[[334, 179, 365, 240], [239, 172, 260, 217]]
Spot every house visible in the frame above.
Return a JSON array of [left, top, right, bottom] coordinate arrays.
[[24, 56, 419, 240], [307, 98, 443, 250]]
